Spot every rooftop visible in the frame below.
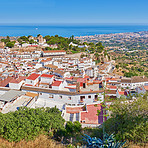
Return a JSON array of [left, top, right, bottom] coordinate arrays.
[[41, 74, 54, 78], [27, 73, 40, 80], [81, 84, 100, 92], [52, 81, 62, 86], [0, 90, 25, 102], [131, 76, 148, 83]]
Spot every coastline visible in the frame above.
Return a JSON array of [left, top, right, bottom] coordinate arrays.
[[0, 25, 148, 37]]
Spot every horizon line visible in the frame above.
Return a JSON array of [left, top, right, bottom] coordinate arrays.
[[0, 23, 148, 26]]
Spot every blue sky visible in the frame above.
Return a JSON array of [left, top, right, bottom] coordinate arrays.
[[0, 0, 148, 24]]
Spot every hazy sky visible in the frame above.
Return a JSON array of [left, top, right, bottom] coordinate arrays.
[[0, 0, 148, 24]]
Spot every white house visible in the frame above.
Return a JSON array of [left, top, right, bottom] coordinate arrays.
[[25, 73, 40, 86], [121, 76, 148, 89], [85, 68, 94, 77], [42, 50, 66, 57], [9, 76, 26, 90], [22, 43, 30, 47], [35, 63, 42, 69], [16, 53, 32, 59], [85, 67, 98, 78], [40, 74, 54, 84], [52, 81, 64, 90], [32, 53, 40, 58], [21, 85, 104, 107], [69, 42, 78, 47], [62, 103, 104, 127]]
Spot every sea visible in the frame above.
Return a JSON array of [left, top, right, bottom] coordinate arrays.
[[0, 24, 148, 37]]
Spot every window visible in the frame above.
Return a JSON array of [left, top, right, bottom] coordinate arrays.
[[70, 113, 74, 122], [68, 97, 71, 100], [60, 95, 62, 99], [80, 96, 85, 99], [88, 95, 91, 99], [76, 113, 79, 121], [80, 96, 85, 102], [95, 95, 98, 100]]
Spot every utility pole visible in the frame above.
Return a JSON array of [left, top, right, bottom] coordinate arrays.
[[103, 81, 106, 145]]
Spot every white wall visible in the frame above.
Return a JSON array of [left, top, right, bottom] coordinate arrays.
[[121, 83, 131, 88], [35, 64, 42, 69], [26, 78, 39, 86], [37, 92, 103, 106], [121, 81, 148, 89], [9, 81, 25, 90], [41, 77, 53, 84], [52, 84, 62, 90], [9, 83, 20, 90], [131, 82, 148, 89]]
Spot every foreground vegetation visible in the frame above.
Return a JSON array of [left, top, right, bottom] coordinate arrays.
[[0, 107, 65, 142], [0, 93, 147, 147], [0, 135, 65, 148], [84, 93, 148, 147]]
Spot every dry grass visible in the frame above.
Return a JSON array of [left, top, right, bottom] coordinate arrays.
[[0, 135, 147, 148], [0, 135, 65, 148], [129, 144, 148, 148]]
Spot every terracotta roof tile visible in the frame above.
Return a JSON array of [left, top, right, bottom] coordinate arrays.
[[41, 74, 54, 78], [27, 73, 40, 80], [144, 86, 148, 91], [66, 106, 83, 113], [118, 91, 125, 95], [0, 77, 14, 87], [52, 81, 62, 86], [81, 104, 103, 124]]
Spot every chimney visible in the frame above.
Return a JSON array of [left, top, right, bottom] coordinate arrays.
[[76, 82, 80, 93]]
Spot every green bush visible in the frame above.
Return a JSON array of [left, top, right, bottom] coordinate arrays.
[[0, 107, 65, 142]]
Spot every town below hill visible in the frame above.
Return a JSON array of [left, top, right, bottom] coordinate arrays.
[[75, 31, 148, 50], [76, 31, 148, 77], [0, 33, 147, 147]]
